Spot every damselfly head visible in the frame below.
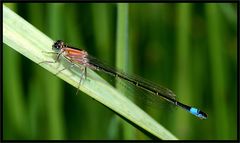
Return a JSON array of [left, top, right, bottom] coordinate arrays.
[[52, 40, 64, 52]]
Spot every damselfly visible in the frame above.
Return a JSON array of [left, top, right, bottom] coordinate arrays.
[[42, 40, 208, 119]]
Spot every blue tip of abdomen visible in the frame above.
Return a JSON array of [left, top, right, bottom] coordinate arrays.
[[190, 107, 208, 119]]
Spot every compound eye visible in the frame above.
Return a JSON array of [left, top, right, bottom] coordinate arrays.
[[57, 40, 64, 48], [52, 40, 64, 51]]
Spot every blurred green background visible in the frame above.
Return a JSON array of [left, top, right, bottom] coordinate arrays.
[[3, 3, 237, 140]]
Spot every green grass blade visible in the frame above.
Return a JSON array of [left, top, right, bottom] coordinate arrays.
[[116, 3, 136, 139], [205, 4, 229, 139], [3, 4, 177, 140], [174, 3, 192, 136]]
